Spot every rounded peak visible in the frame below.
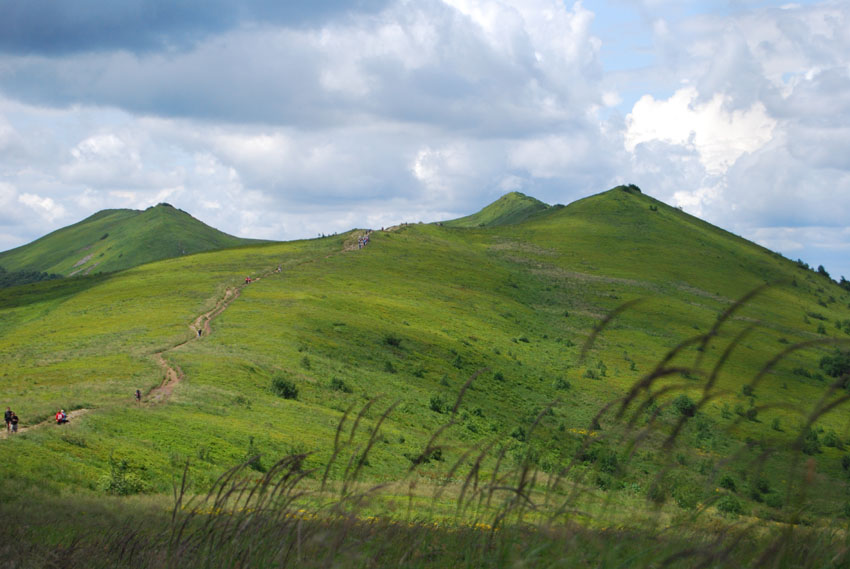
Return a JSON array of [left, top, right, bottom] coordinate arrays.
[[609, 184, 642, 195]]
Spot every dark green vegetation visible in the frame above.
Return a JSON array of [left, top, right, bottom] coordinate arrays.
[[0, 203, 265, 279], [2, 185, 850, 567], [0, 265, 61, 288]]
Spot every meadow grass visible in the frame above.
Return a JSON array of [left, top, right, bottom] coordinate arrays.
[[2, 188, 850, 566]]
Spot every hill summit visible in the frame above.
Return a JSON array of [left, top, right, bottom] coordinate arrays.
[[443, 191, 553, 227], [0, 203, 267, 277]]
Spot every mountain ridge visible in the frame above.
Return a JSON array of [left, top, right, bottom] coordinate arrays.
[[0, 203, 268, 278], [2, 184, 850, 535]]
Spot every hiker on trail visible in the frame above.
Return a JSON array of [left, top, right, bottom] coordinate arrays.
[[4, 407, 11, 432], [276, 265, 281, 273], [9, 412, 18, 433], [135, 389, 142, 403], [245, 276, 252, 284], [55, 409, 68, 425], [198, 328, 202, 338]]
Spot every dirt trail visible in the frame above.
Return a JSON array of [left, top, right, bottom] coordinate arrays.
[[1, 408, 90, 439], [144, 285, 242, 404], [3, 249, 353, 437], [2, 276, 263, 439]]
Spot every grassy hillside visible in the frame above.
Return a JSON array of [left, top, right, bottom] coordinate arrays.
[[0, 203, 266, 277], [443, 191, 553, 227], [2, 186, 850, 566]]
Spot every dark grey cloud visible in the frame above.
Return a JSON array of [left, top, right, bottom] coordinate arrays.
[[0, 0, 389, 55], [0, 0, 602, 137]]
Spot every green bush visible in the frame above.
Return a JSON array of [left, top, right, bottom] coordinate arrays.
[[719, 474, 737, 492], [429, 395, 445, 413], [823, 430, 843, 449], [510, 426, 526, 442], [820, 350, 850, 378], [553, 377, 571, 391], [329, 377, 352, 393], [673, 394, 697, 417], [716, 494, 743, 517], [383, 334, 402, 347], [802, 428, 822, 455], [100, 456, 146, 496], [272, 376, 299, 399]]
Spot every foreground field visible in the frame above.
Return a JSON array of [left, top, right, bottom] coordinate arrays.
[[2, 187, 850, 566]]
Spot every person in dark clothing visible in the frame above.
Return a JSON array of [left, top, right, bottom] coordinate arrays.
[[9, 412, 18, 433], [4, 407, 11, 432]]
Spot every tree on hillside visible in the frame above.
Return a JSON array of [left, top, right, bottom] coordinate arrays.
[[0, 265, 62, 288]]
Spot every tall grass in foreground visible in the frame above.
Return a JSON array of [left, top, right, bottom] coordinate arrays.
[[3, 286, 850, 568]]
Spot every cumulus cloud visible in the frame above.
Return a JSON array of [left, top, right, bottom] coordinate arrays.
[[18, 192, 66, 223], [0, 0, 848, 279], [625, 87, 776, 175]]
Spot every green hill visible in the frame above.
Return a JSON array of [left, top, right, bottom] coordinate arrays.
[[0, 203, 266, 278], [2, 186, 850, 565], [442, 191, 553, 227]]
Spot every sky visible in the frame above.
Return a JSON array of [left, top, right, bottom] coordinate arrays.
[[0, 0, 848, 279]]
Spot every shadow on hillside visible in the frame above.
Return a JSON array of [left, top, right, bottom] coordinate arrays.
[[0, 273, 114, 310]]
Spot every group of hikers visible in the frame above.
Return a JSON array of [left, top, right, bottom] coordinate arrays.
[[358, 231, 373, 249], [4, 406, 71, 434], [4, 407, 19, 434]]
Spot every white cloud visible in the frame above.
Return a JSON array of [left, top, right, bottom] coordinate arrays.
[[0, 0, 848, 279], [625, 87, 776, 175], [18, 192, 66, 222]]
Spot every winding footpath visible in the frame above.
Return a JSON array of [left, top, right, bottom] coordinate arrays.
[[2, 235, 376, 440], [2, 273, 268, 439], [145, 286, 241, 404]]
